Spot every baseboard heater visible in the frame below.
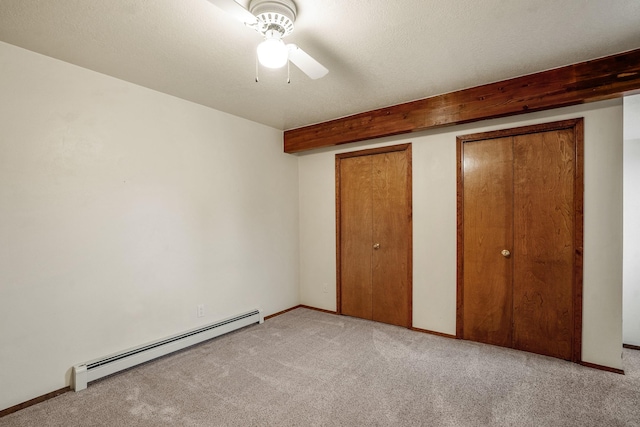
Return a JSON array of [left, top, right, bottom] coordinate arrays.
[[72, 309, 263, 391]]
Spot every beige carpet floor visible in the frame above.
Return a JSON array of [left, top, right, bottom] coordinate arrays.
[[1, 307, 639, 426]]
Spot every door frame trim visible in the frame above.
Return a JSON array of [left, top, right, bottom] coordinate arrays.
[[456, 119, 584, 362], [335, 143, 413, 327]]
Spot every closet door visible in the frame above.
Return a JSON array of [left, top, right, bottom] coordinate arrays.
[[339, 155, 373, 320], [512, 129, 575, 360], [337, 144, 412, 328], [462, 136, 514, 347], [371, 150, 411, 327], [457, 119, 583, 362]]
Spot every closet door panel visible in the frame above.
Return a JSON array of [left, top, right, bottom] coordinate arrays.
[[462, 137, 514, 347], [512, 129, 575, 360], [371, 150, 411, 327], [340, 156, 374, 320]]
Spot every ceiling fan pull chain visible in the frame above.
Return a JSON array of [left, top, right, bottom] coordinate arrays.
[[287, 60, 291, 84], [255, 53, 260, 83]]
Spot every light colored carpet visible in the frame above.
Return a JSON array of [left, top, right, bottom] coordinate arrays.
[[1, 307, 639, 426]]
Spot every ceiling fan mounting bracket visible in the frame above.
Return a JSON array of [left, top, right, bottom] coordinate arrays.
[[249, 0, 297, 37]]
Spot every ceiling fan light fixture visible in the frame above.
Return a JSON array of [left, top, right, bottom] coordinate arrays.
[[257, 37, 288, 69]]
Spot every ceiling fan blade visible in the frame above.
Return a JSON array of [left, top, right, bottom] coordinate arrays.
[[287, 44, 329, 80], [206, 0, 258, 25]]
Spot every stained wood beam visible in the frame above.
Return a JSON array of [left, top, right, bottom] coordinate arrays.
[[284, 48, 640, 153]]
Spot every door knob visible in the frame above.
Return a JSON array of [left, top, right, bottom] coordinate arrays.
[[373, 243, 380, 250], [501, 249, 511, 257]]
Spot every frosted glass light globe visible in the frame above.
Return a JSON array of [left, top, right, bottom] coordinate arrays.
[[257, 38, 289, 69]]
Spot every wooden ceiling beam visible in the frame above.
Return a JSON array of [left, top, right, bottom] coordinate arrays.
[[284, 48, 640, 153]]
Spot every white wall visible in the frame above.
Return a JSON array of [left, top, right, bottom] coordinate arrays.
[[299, 99, 624, 370], [0, 42, 299, 411], [623, 94, 640, 347]]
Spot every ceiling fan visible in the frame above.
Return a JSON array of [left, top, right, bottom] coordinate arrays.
[[207, 0, 329, 80]]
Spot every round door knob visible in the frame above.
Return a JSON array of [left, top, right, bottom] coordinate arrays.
[[501, 249, 511, 257], [373, 243, 380, 250]]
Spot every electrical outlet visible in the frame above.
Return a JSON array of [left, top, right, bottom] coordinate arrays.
[[322, 283, 329, 294], [197, 304, 205, 318]]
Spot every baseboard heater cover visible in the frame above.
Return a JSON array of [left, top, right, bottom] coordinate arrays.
[[72, 308, 263, 391]]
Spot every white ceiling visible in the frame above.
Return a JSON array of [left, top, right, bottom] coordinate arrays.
[[1, 0, 639, 131]]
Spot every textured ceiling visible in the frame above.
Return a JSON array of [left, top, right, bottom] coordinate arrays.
[[1, 0, 639, 130]]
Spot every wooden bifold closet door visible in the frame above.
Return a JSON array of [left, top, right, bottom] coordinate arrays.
[[457, 119, 583, 362], [336, 144, 412, 328]]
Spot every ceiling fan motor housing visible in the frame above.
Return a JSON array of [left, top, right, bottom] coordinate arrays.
[[249, 0, 297, 37]]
